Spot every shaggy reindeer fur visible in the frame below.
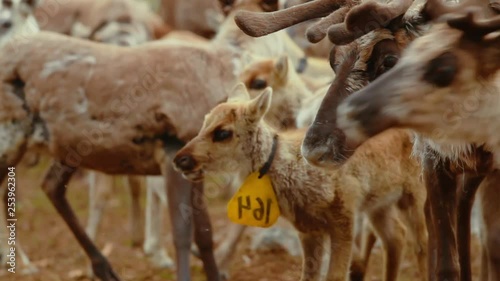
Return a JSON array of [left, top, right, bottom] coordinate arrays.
[[233, 0, 499, 280], [174, 84, 428, 281], [337, 6, 500, 165], [332, 1, 499, 280], [0, 31, 239, 281]]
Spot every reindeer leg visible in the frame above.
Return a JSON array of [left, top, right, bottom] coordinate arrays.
[[42, 161, 120, 281], [214, 223, 246, 276], [425, 197, 437, 281], [191, 182, 220, 281], [165, 163, 193, 281], [478, 172, 500, 281], [300, 232, 325, 281], [369, 207, 406, 281], [143, 176, 174, 269], [457, 173, 484, 281], [126, 176, 143, 247], [423, 155, 459, 281], [85, 171, 113, 241], [0, 137, 31, 271], [350, 221, 376, 281]]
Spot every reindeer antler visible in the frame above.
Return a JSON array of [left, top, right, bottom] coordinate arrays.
[[423, 0, 500, 42], [326, 0, 413, 45], [234, 0, 350, 37], [447, 9, 500, 41], [306, 6, 351, 43]]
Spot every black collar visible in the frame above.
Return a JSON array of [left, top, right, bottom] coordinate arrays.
[[258, 135, 279, 178]]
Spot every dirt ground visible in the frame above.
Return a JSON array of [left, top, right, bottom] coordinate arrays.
[[3, 157, 483, 281]]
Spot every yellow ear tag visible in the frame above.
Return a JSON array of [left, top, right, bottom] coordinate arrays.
[[227, 172, 280, 228]]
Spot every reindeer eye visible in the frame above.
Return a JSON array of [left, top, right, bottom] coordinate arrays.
[[383, 55, 398, 68], [212, 128, 233, 142], [249, 78, 267, 90], [424, 52, 458, 88]]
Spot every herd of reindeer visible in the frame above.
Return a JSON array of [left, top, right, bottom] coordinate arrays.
[[0, 0, 498, 280]]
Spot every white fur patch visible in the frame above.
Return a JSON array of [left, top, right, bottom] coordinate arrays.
[[40, 54, 97, 79], [0, 122, 26, 159]]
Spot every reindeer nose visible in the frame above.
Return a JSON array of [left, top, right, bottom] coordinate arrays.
[[1, 21, 12, 29], [174, 154, 197, 171]]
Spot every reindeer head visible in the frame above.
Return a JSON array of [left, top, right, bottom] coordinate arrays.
[[219, 0, 279, 15], [0, 0, 40, 39], [173, 83, 273, 182], [234, 0, 423, 167], [239, 55, 310, 129], [337, 0, 500, 148]]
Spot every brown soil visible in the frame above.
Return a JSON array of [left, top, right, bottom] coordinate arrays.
[[4, 157, 482, 281]]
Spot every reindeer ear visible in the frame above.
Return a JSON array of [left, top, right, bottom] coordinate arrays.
[[247, 87, 273, 121], [273, 55, 289, 82], [227, 82, 250, 102]]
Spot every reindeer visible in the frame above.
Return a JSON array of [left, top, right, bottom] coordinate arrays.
[[4, 0, 178, 273], [336, 1, 500, 164], [35, 0, 170, 45], [334, 1, 500, 279], [0, 29, 248, 281], [233, 0, 499, 280], [173, 84, 428, 281]]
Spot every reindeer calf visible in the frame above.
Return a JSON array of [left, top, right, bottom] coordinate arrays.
[[174, 84, 428, 281]]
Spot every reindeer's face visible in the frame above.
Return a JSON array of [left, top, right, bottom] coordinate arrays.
[[337, 24, 498, 146], [301, 27, 414, 167], [239, 55, 306, 130], [0, 0, 38, 35], [173, 85, 273, 182]]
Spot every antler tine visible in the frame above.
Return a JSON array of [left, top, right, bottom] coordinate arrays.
[[447, 10, 500, 41], [327, 22, 359, 45], [234, 0, 346, 37], [306, 6, 351, 43], [327, 0, 413, 45]]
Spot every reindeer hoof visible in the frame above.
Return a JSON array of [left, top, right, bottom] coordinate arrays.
[[21, 265, 39, 275], [191, 244, 201, 259], [145, 249, 175, 269], [92, 259, 121, 281]]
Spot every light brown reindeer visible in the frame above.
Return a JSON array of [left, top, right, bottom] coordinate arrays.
[[12, 0, 178, 272], [174, 84, 428, 281], [0, 30, 244, 281], [233, 1, 499, 280]]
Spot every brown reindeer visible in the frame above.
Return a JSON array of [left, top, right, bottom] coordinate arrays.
[[334, 1, 499, 279], [336, 0, 500, 163], [0, 30, 244, 281], [233, 0, 498, 280], [173, 84, 428, 281]]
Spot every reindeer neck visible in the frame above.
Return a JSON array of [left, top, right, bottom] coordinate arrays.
[[246, 123, 278, 176]]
